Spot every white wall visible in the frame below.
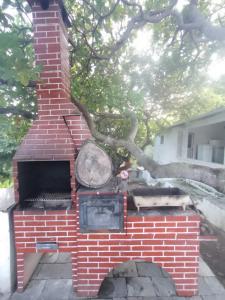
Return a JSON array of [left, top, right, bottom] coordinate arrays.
[[188, 110, 225, 129], [0, 188, 16, 298], [188, 122, 225, 160], [153, 127, 180, 164], [0, 212, 12, 296], [153, 120, 225, 165]]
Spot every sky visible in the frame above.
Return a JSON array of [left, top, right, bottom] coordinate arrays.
[[2, 0, 225, 81], [132, 0, 225, 81], [208, 55, 225, 81], [133, 30, 225, 81]]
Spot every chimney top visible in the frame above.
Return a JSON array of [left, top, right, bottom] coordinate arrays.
[[28, 0, 71, 27]]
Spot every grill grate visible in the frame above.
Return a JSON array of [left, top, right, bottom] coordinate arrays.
[[24, 192, 71, 202], [22, 192, 71, 210]]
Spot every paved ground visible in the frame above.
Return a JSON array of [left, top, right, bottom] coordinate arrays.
[[9, 253, 225, 300]]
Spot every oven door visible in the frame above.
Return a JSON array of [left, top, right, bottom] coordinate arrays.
[[79, 194, 124, 232]]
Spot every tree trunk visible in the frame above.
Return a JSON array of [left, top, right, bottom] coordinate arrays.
[[75, 141, 113, 188], [71, 96, 225, 194]]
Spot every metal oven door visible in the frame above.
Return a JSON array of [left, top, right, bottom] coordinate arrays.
[[79, 193, 124, 232]]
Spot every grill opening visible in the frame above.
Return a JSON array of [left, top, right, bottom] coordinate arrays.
[[18, 161, 71, 209]]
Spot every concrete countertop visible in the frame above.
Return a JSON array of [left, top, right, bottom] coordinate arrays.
[[0, 188, 15, 212]]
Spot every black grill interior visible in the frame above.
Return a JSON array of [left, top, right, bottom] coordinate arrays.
[[18, 161, 71, 208]]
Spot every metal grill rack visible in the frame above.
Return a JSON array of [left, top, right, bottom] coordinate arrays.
[[23, 192, 71, 210]]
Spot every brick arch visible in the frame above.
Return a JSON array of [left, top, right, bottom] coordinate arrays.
[[73, 214, 200, 298], [105, 258, 174, 279], [98, 259, 177, 297]]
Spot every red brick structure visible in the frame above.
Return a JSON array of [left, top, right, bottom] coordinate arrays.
[[75, 194, 200, 297], [14, 194, 200, 297], [13, 0, 90, 292], [14, 210, 77, 290], [13, 0, 200, 298]]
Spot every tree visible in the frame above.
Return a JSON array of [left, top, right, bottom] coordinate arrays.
[[1, 0, 225, 188]]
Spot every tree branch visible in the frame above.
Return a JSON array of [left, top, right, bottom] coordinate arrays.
[[121, 0, 143, 15], [71, 96, 225, 193], [69, 0, 178, 61], [0, 107, 35, 119], [0, 78, 36, 88], [92, 0, 120, 37], [69, 0, 225, 64], [125, 110, 138, 141], [95, 110, 138, 141], [71, 95, 158, 170], [141, 116, 153, 149], [173, 2, 225, 41]]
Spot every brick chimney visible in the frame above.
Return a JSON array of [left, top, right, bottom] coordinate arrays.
[[14, 0, 79, 161], [32, 0, 76, 118]]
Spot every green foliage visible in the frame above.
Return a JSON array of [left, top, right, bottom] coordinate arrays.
[[0, 116, 30, 182], [0, 0, 37, 183], [0, 179, 12, 188]]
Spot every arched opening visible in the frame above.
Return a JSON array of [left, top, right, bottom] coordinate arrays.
[[19, 253, 73, 296], [98, 260, 176, 298]]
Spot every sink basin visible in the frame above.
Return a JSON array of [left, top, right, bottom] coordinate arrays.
[[131, 187, 192, 211]]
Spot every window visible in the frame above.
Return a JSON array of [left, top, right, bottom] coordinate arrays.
[[160, 135, 164, 144], [188, 133, 194, 148]]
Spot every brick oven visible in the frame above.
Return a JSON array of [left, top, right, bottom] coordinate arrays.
[[13, 0, 200, 298]]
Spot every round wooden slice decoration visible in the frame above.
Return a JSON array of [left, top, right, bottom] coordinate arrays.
[[75, 141, 113, 188]]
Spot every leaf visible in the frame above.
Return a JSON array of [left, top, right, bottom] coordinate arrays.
[[2, 0, 9, 10]]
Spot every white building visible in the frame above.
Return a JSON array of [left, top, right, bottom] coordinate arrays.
[[153, 107, 225, 168]]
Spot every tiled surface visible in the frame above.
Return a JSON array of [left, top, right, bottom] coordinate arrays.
[[9, 254, 225, 300]]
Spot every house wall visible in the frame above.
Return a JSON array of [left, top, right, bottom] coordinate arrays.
[[153, 127, 180, 164], [188, 111, 225, 129], [154, 117, 225, 165], [189, 122, 225, 160]]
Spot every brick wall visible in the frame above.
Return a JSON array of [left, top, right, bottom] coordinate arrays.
[[14, 119, 76, 160], [32, 0, 76, 118], [13, 209, 77, 291], [13, 194, 200, 297], [14, 0, 91, 160], [76, 210, 200, 297], [65, 115, 91, 150]]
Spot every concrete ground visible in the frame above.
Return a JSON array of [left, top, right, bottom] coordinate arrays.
[[9, 253, 225, 300]]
